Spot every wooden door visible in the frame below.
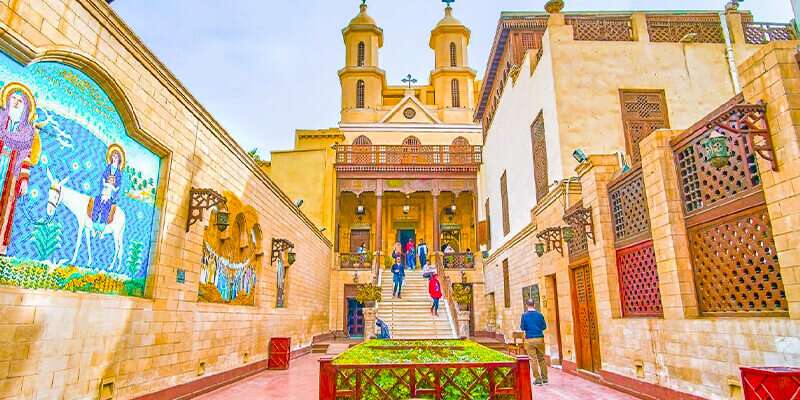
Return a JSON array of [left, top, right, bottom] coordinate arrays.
[[571, 264, 601, 372], [350, 229, 370, 253]]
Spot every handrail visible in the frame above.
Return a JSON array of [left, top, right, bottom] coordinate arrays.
[[441, 273, 461, 338]]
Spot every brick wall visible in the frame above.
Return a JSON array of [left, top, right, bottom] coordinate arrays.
[[0, 1, 332, 399]]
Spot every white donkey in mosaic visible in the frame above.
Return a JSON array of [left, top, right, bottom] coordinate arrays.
[[46, 169, 126, 272]]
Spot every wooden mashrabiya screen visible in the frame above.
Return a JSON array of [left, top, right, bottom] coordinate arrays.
[[607, 167, 663, 317], [671, 94, 787, 316]]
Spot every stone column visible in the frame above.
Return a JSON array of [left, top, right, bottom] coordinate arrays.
[[362, 307, 376, 341], [739, 42, 800, 318], [457, 309, 470, 339], [472, 191, 480, 252], [375, 193, 383, 267], [578, 155, 623, 319], [433, 191, 441, 266], [639, 129, 699, 319], [630, 13, 650, 42]]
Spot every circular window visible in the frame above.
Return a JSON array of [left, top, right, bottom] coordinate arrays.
[[403, 108, 417, 119]]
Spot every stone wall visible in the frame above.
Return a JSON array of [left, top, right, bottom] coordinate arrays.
[[0, 1, 332, 399], [483, 42, 800, 400]]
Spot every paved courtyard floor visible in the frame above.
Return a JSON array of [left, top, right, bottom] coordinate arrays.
[[196, 354, 639, 400]]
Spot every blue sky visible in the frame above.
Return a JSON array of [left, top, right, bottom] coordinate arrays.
[[111, 1, 793, 158]]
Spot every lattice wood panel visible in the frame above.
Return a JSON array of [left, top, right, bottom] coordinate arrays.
[[616, 241, 662, 317], [566, 16, 633, 41], [531, 112, 548, 202], [743, 22, 796, 44], [646, 15, 724, 43], [564, 204, 592, 262], [620, 90, 669, 165], [674, 120, 761, 216], [609, 169, 651, 247], [689, 207, 787, 315]]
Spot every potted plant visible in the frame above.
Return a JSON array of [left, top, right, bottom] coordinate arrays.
[[452, 283, 473, 308], [355, 282, 382, 307]]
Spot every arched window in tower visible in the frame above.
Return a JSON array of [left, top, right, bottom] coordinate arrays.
[[356, 80, 365, 109], [451, 79, 461, 108], [449, 42, 457, 67], [357, 42, 365, 67]]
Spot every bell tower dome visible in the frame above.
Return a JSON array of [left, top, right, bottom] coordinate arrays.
[[429, 4, 477, 123], [339, 2, 386, 123]]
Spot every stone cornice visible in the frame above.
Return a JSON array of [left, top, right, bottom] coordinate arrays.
[[75, 0, 331, 247]]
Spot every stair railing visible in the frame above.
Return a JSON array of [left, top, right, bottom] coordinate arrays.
[[441, 272, 461, 338]]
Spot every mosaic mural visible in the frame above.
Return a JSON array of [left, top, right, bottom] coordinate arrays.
[[198, 193, 261, 306], [0, 52, 161, 297]]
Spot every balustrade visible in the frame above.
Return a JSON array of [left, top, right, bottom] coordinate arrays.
[[441, 252, 475, 269], [743, 22, 796, 44], [336, 144, 482, 171], [565, 16, 633, 41], [339, 253, 374, 270]]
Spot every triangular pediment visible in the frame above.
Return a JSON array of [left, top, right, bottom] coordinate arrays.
[[380, 95, 441, 124]]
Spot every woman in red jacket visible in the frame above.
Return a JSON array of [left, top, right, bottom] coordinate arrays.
[[429, 273, 443, 316]]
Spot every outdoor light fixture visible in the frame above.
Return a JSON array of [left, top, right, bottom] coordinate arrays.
[[701, 129, 731, 168], [295, 199, 304, 208], [572, 149, 588, 164], [561, 226, 576, 242], [271, 238, 295, 265], [536, 227, 564, 256], [534, 242, 545, 257], [186, 188, 229, 232], [215, 209, 230, 232], [356, 204, 366, 215], [450, 204, 457, 213], [288, 250, 297, 266], [403, 204, 410, 214]]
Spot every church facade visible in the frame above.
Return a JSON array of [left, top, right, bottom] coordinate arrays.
[[266, 3, 488, 336]]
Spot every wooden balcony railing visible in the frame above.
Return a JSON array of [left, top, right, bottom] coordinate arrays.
[[565, 15, 634, 41], [335, 145, 482, 172], [743, 22, 796, 44], [339, 253, 374, 269], [442, 252, 475, 269], [646, 14, 724, 43]]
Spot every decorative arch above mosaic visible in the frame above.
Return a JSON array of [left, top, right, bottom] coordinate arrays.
[[0, 51, 162, 298], [198, 191, 261, 306]]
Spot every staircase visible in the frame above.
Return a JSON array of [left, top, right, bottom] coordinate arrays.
[[377, 270, 456, 339]]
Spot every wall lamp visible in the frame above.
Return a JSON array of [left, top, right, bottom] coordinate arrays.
[[186, 188, 229, 232], [572, 148, 588, 164]]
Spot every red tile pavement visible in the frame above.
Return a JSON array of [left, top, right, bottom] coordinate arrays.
[[195, 354, 638, 400]]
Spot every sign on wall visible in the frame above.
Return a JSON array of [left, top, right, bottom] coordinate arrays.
[[0, 52, 161, 297]]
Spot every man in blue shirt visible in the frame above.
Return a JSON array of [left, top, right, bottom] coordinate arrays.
[[520, 298, 548, 385]]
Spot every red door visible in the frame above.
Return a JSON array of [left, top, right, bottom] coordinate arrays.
[[571, 264, 601, 372]]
